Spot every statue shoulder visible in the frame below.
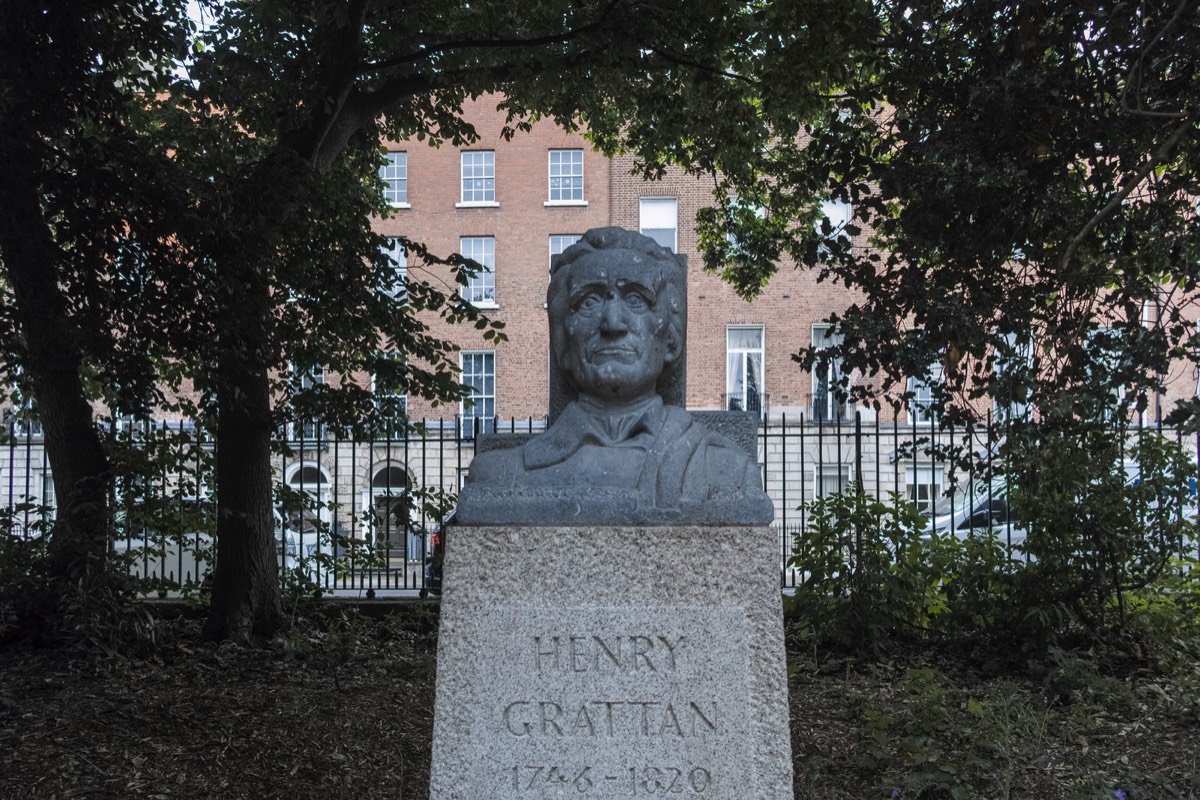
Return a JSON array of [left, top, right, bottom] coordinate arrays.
[[685, 412, 763, 489], [464, 445, 524, 487]]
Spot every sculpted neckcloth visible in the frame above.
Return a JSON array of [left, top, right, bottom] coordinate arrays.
[[522, 396, 715, 513], [523, 395, 661, 468]]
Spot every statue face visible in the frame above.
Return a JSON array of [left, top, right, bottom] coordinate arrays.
[[561, 253, 674, 405]]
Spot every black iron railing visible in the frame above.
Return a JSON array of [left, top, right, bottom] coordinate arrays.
[[1, 412, 1196, 595]]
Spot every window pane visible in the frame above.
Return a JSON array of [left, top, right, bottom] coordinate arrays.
[[461, 151, 495, 202], [460, 236, 495, 304], [817, 466, 850, 497], [548, 149, 584, 201], [640, 198, 677, 228], [373, 351, 407, 429], [909, 363, 944, 424], [640, 198, 677, 252], [382, 238, 408, 299], [380, 152, 407, 205], [726, 326, 764, 413], [906, 467, 943, 515], [290, 364, 325, 440], [819, 199, 851, 231], [461, 351, 496, 436], [642, 229, 675, 251], [728, 327, 762, 350], [811, 324, 845, 422], [549, 234, 581, 268]]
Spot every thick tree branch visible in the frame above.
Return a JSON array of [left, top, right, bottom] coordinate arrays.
[[1058, 116, 1194, 274], [644, 43, 757, 87], [298, 71, 440, 173], [302, 0, 369, 163], [359, 0, 623, 77], [1121, 0, 1195, 118]]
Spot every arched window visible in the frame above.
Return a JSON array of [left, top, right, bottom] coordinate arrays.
[[371, 466, 408, 491], [282, 462, 332, 530], [369, 464, 415, 556], [289, 465, 328, 489]]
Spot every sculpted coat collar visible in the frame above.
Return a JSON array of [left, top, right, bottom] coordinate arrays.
[[524, 395, 665, 469]]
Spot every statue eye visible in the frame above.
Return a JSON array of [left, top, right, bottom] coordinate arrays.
[[573, 293, 603, 313], [623, 292, 649, 311]]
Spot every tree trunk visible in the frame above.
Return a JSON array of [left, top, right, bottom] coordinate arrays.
[[203, 267, 284, 643], [0, 157, 111, 579], [203, 360, 283, 642], [201, 150, 322, 642]]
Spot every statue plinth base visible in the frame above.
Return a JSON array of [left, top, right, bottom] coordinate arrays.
[[429, 526, 794, 800]]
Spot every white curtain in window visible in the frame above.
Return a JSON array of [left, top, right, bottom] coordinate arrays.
[[639, 198, 677, 251], [726, 327, 763, 411]]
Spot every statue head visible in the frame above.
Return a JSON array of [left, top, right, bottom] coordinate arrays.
[[547, 227, 686, 415]]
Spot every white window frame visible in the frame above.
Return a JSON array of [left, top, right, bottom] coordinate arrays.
[[726, 325, 765, 415], [367, 464, 416, 554], [817, 199, 852, 259], [283, 461, 333, 533], [906, 466, 944, 516], [458, 150, 497, 206], [811, 324, 848, 423], [908, 361, 944, 426], [993, 332, 1032, 423], [460, 351, 496, 438], [546, 149, 586, 205], [381, 237, 408, 300], [549, 234, 581, 269], [726, 195, 766, 260], [286, 461, 331, 496], [8, 367, 42, 438], [289, 363, 326, 441], [372, 352, 407, 430], [639, 197, 678, 252], [814, 464, 851, 498], [380, 151, 409, 207], [459, 236, 496, 307]]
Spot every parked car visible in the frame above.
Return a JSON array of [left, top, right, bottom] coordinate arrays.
[[111, 498, 217, 591], [923, 479, 1026, 548], [923, 461, 1197, 555]]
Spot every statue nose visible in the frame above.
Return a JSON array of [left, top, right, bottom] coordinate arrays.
[[598, 298, 629, 334]]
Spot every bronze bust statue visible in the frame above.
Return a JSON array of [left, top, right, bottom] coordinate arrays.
[[456, 227, 773, 526]]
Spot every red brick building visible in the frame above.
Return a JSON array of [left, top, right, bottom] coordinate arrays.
[[6, 96, 1197, 546], [381, 96, 885, 427], [376, 97, 610, 425], [380, 96, 1199, 433]]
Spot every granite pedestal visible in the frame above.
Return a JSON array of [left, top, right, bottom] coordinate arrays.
[[429, 526, 793, 799]]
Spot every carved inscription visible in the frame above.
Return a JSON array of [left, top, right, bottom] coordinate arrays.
[[510, 764, 713, 794], [534, 635, 686, 674], [457, 608, 754, 799], [503, 700, 717, 738], [501, 634, 716, 732]]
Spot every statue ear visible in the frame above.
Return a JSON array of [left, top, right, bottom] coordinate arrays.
[[661, 315, 682, 364]]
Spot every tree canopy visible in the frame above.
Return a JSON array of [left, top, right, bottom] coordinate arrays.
[[698, 0, 1200, 426], [2, 0, 876, 642], [13, 0, 1191, 643], [0, 0, 196, 582]]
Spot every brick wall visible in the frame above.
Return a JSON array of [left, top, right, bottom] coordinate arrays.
[[375, 96, 610, 422], [608, 155, 884, 422], [128, 97, 1200, 430]]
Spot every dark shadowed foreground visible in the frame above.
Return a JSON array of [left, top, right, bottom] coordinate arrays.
[[1, 605, 1198, 799]]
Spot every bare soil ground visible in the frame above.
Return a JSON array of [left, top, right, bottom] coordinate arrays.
[[1, 605, 1198, 800]]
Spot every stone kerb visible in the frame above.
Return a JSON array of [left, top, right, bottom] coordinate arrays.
[[428, 525, 793, 800]]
